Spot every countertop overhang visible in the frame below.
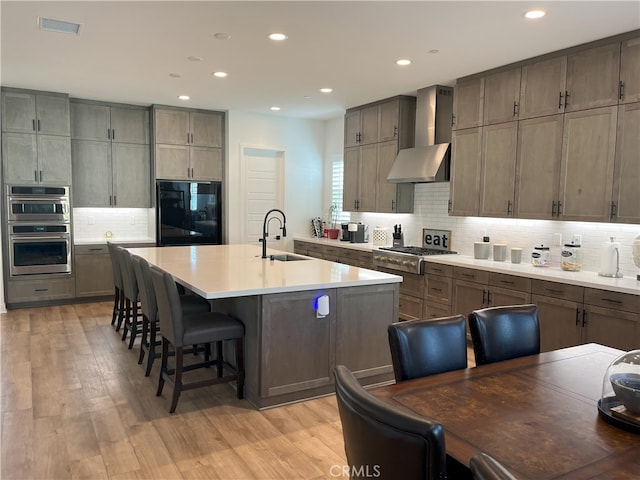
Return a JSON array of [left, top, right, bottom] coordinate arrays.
[[127, 244, 402, 300]]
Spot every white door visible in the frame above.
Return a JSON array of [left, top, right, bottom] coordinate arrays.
[[242, 147, 285, 249]]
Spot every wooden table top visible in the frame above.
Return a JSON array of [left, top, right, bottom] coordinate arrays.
[[371, 343, 640, 479]]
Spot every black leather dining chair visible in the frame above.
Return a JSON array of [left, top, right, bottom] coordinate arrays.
[[131, 255, 210, 376], [388, 315, 468, 382], [107, 242, 125, 331], [470, 452, 519, 480], [468, 304, 540, 366], [150, 267, 245, 413], [333, 365, 447, 480]]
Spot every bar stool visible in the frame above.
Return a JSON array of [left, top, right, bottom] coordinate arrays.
[[131, 255, 210, 376], [107, 242, 125, 331], [150, 267, 245, 413], [117, 247, 144, 349]]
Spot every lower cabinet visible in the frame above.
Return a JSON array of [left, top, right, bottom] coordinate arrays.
[[74, 244, 113, 297], [6, 276, 75, 305]]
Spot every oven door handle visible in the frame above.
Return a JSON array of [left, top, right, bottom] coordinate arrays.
[[11, 234, 69, 241]]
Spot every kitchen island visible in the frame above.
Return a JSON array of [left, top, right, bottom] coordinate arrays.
[[128, 244, 401, 409]]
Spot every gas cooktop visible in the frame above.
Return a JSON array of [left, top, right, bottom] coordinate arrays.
[[379, 246, 457, 256]]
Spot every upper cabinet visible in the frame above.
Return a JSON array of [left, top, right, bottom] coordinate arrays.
[[343, 96, 416, 213], [452, 77, 484, 130], [153, 106, 225, 181], [450, 30, 640, 224], [1, 88, 72, 185], [2, 90, 70, 136], [71, 100, 151, 208]]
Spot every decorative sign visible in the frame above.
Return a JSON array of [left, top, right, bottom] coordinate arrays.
[[422, 229, 452, 251]]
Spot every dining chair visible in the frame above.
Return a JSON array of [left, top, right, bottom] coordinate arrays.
[[150, 267, 245, 413], [468, 304, 540, 366], [131, 255, 211, 376], [107, 242, 125, 331], [470, 452, 519, 480], [116, 247, 144, 349], [333, 365, 447, 479], [388, 315, 467, 382]]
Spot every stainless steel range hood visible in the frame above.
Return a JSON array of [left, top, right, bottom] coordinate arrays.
[[387, 85, 454, 183]]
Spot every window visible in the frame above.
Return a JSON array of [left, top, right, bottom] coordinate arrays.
[[331, 158, 350, 224]]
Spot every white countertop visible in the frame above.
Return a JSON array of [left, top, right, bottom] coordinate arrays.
[[127, 244, 401, 300], [295, 236, 640, 296], [75, 238, 155, 246]]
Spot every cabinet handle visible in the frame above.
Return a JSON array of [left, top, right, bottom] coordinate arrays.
[[190, 133, 194, 144], [113, 195, 117, 206], [552, 201, 557, 217], [32, 119, 36, 131], [601, 298, 622, 304], [89, 248, 102, 251], [558, 92, 563, 109], [564, 91, 570, 107], [432, 287, 442, 293], [546, 288, 563, 295], [107, 128, 111, 140], [582, 309, 587, 327], [448, 200, 452, 213], [393, 125, 398, 137], [482, 289, 487, 305], [462, 273, 474, 278], [34, 170, 38, 182], [37, 119, 41, 131], [109, 195, 112, 206], [451, 114, 456, 126], [610, 202, 617, 219], [112, 129, 115, 140], [512, 101, 518, 117], [487, 290, 492, 304], [557, 201, 563, 216], [187, 133, 191, 144], [507, 200, 513, 215], [575, 308, 580, 326], [619, 81, 625, 100], [34, 288, 49, 292], [39, 170, 43, 182], [500, 280, 515, 285], [391, 200, 396, 211]]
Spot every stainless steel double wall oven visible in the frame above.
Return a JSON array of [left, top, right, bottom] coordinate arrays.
[[6, 185, 72, 276]]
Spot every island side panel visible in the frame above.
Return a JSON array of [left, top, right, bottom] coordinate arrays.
[[336, 283, 397, 384]]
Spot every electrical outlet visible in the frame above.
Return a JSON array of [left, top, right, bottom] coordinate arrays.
[[572, 234, 582, 245], [553, 233, 562, 246]]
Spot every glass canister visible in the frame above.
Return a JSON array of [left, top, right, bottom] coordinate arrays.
[[531, 245, 550, 267], [561, 242, 582, 271]]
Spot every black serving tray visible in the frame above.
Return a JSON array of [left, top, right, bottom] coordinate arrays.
[[597, 396, 640, 434]]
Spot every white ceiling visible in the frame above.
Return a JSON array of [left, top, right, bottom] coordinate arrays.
[[1, 1, 639, 120]]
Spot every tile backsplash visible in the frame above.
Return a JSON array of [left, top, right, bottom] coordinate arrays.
[[352, 183, 640, 278], [73, 208, 155, 242]]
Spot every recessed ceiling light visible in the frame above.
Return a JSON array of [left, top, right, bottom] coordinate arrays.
[[270, 106, 281, 111], [268, 33, 288, 41], [427, 49, 439, 55], [524, 9, 546, 19], [38, 17, 81, 35], [396, 59, 411, 66], [304, 96, 312, 99], [320, 88, 333, 94], [187, 56, 203, 62], [212, 71, 228, 78], [178, 95, 190, 101], [214, 32, 231, 40], [169, 73, 182, 78]]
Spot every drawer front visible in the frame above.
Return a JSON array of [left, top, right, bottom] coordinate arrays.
[[399, 293, 423, 321], [584, 288, 639, 313], [532, 280, 584, 303], [425, 262, 453, 277], [377, 267, 424, 298], [75, 244, 109, 255], [423, 301, 452, 319], [489, 272, 531, 292], [7, 277, 75, 303], [453, 266, 489, 284], [293, 240, 309, 255], [426, 274, 453, 305], [305, 243, 323, 254]]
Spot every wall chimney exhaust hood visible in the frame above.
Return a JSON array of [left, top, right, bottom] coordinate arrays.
[[387, 85, 453, 183]]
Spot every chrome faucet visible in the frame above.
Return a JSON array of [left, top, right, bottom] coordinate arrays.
[[260, 209, 287, 258]]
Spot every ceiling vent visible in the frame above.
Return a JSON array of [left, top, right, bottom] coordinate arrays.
[[38, 17, 81, 35]]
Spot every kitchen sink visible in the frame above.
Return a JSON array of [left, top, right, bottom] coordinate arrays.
[[270, 254, 310, 262]]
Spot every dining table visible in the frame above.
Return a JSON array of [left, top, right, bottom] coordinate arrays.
[[371, 343, 640, 479]]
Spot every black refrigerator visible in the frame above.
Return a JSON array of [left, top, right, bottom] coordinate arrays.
[[156, 181, 222, 246]]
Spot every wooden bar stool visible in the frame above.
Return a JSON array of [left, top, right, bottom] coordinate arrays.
[[150, 267, 245, 413]]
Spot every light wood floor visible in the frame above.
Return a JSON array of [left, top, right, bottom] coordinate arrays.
[[1, 301, 476, 480]]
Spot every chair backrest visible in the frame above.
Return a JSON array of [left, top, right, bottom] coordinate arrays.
[[131, 255, 157, 322], [117, 247, 139, 300], [107, 242, 123, 289], [470, 452, 519, 480], [388, 315, 467, 382], [149, 267, 185, 347], [333, 365, 447, 480], [469, 304, 540, 366]]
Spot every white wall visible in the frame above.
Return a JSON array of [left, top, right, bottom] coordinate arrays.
[[226, 110, 325, 249]]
